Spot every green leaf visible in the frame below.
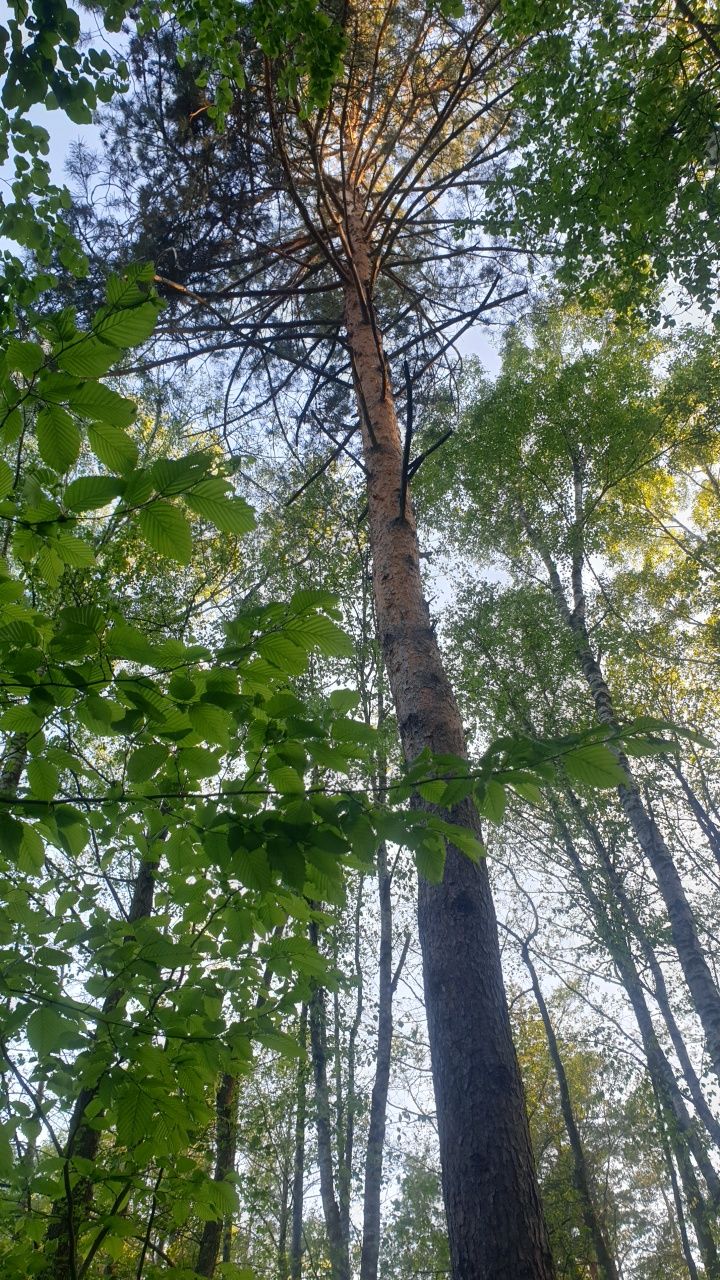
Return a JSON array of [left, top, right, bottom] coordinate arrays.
[[127, 744, 169, 783], [286, 613, 353, 658], [54, 532, 95, 567], [92, 300, 159, 347], [0, 705, 43, 734], [36, 405, 81, 472], [56, 334, 119, 378], [415, 835, 446, 884], [564, 745, 627, 789], [0, 814, 24, 859], [177, 746, 220, 778], [68, 382, 136, 428], [511, 780, 544, 806], [188, 703, 232, 748], [6, 340, 44, 377], [64, 475, 125, 511], [27, 1006, 70, 1057], [87, 422, 138, 474], [139, 502, 193, 564], [18, 823, 45, 872], [116, 1083, 154, 1149], [269, 765, 305, 795], [0, 458, 13, 498], [184, 478, 256, 533], [477, 779, 506, 824], [26, 758, 59, 802]]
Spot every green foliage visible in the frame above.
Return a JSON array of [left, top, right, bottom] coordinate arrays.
[[491, 1, 720, 317]]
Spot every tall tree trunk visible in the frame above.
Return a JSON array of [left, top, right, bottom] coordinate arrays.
[[196, 1073, 240, 1278], [654, 1086, 701, 1280], [309, 922, 351, 1280], [666, 756, 720, 876], [521, 944, 620, 1280], [290, 1004, 308, 1280], [529, 522, 720, 1083], [278, 1156, 291, 1280], [343, 194, 555, 1280], [360, 843, 402, 1280], [568, 791, 720, 1162], [555, 812, 720, 1236], [43, 857, 157, 1280]]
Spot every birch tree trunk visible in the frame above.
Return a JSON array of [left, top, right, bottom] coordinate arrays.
[[529, 519, 720, 1083], [521, 944, 620, 1280], [309, 922, 351, 1280], [360, 843, 397, 1280], [343, 192, 555, 1280]]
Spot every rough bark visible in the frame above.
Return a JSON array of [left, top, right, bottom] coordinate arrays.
[[195, 1073, 240, 1278], [344, 193, 555, 1280], [522, 944, 620, 1280], [532, 527, 720, 1083]]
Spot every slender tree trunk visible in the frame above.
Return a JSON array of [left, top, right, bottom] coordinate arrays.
[[343, 193, 555, 1280], [568, 792, 720, 1163], [667, 756, 720, 876], [522, 944, 620, 1280], [196, 1073, 240, 1278], [654, 1086, 701, 1280], [290, 1004, 308, 1280], [531, 526, 720, 1083], [556, 812, 720, 1243], [309, 922, 351, 1280], [43, 857, 157, 1280], [360, 843, 397, 1280], [278, 1157, 291, 1280]]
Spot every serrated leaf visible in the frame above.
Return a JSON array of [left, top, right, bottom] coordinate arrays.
[[477, 779, 506, 824], [18, 823, 45, 872], [64, 475, 125, 512], [256, 632, 307, 674], [116, 1084, 154, 1148], [139, 501, 192, 564], [126, 744, 169, 783], [269, 765, 305, 795], [54, 532, 95, 567], [415, 835, 446, 884], [177, 746, 220, 778], [0, 705, 42, 733], [68, 381, 136, 428], [0, 458, 13, 498], [92, 300, 159, 347], [36, 405, 81, 472], [27, 1006, 69, 1057], [185, 482, 256, 534], [188, 703, 232, 748], [511, 780, 544, 806], [26, 758, 59, 802], [564, 745, 627, 789], [106, 623, 159, 664], [286, 612, 352, 658], [6, 339, 44, 377], [56, 334, 119, 378], [87, 422, 138, 474]]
